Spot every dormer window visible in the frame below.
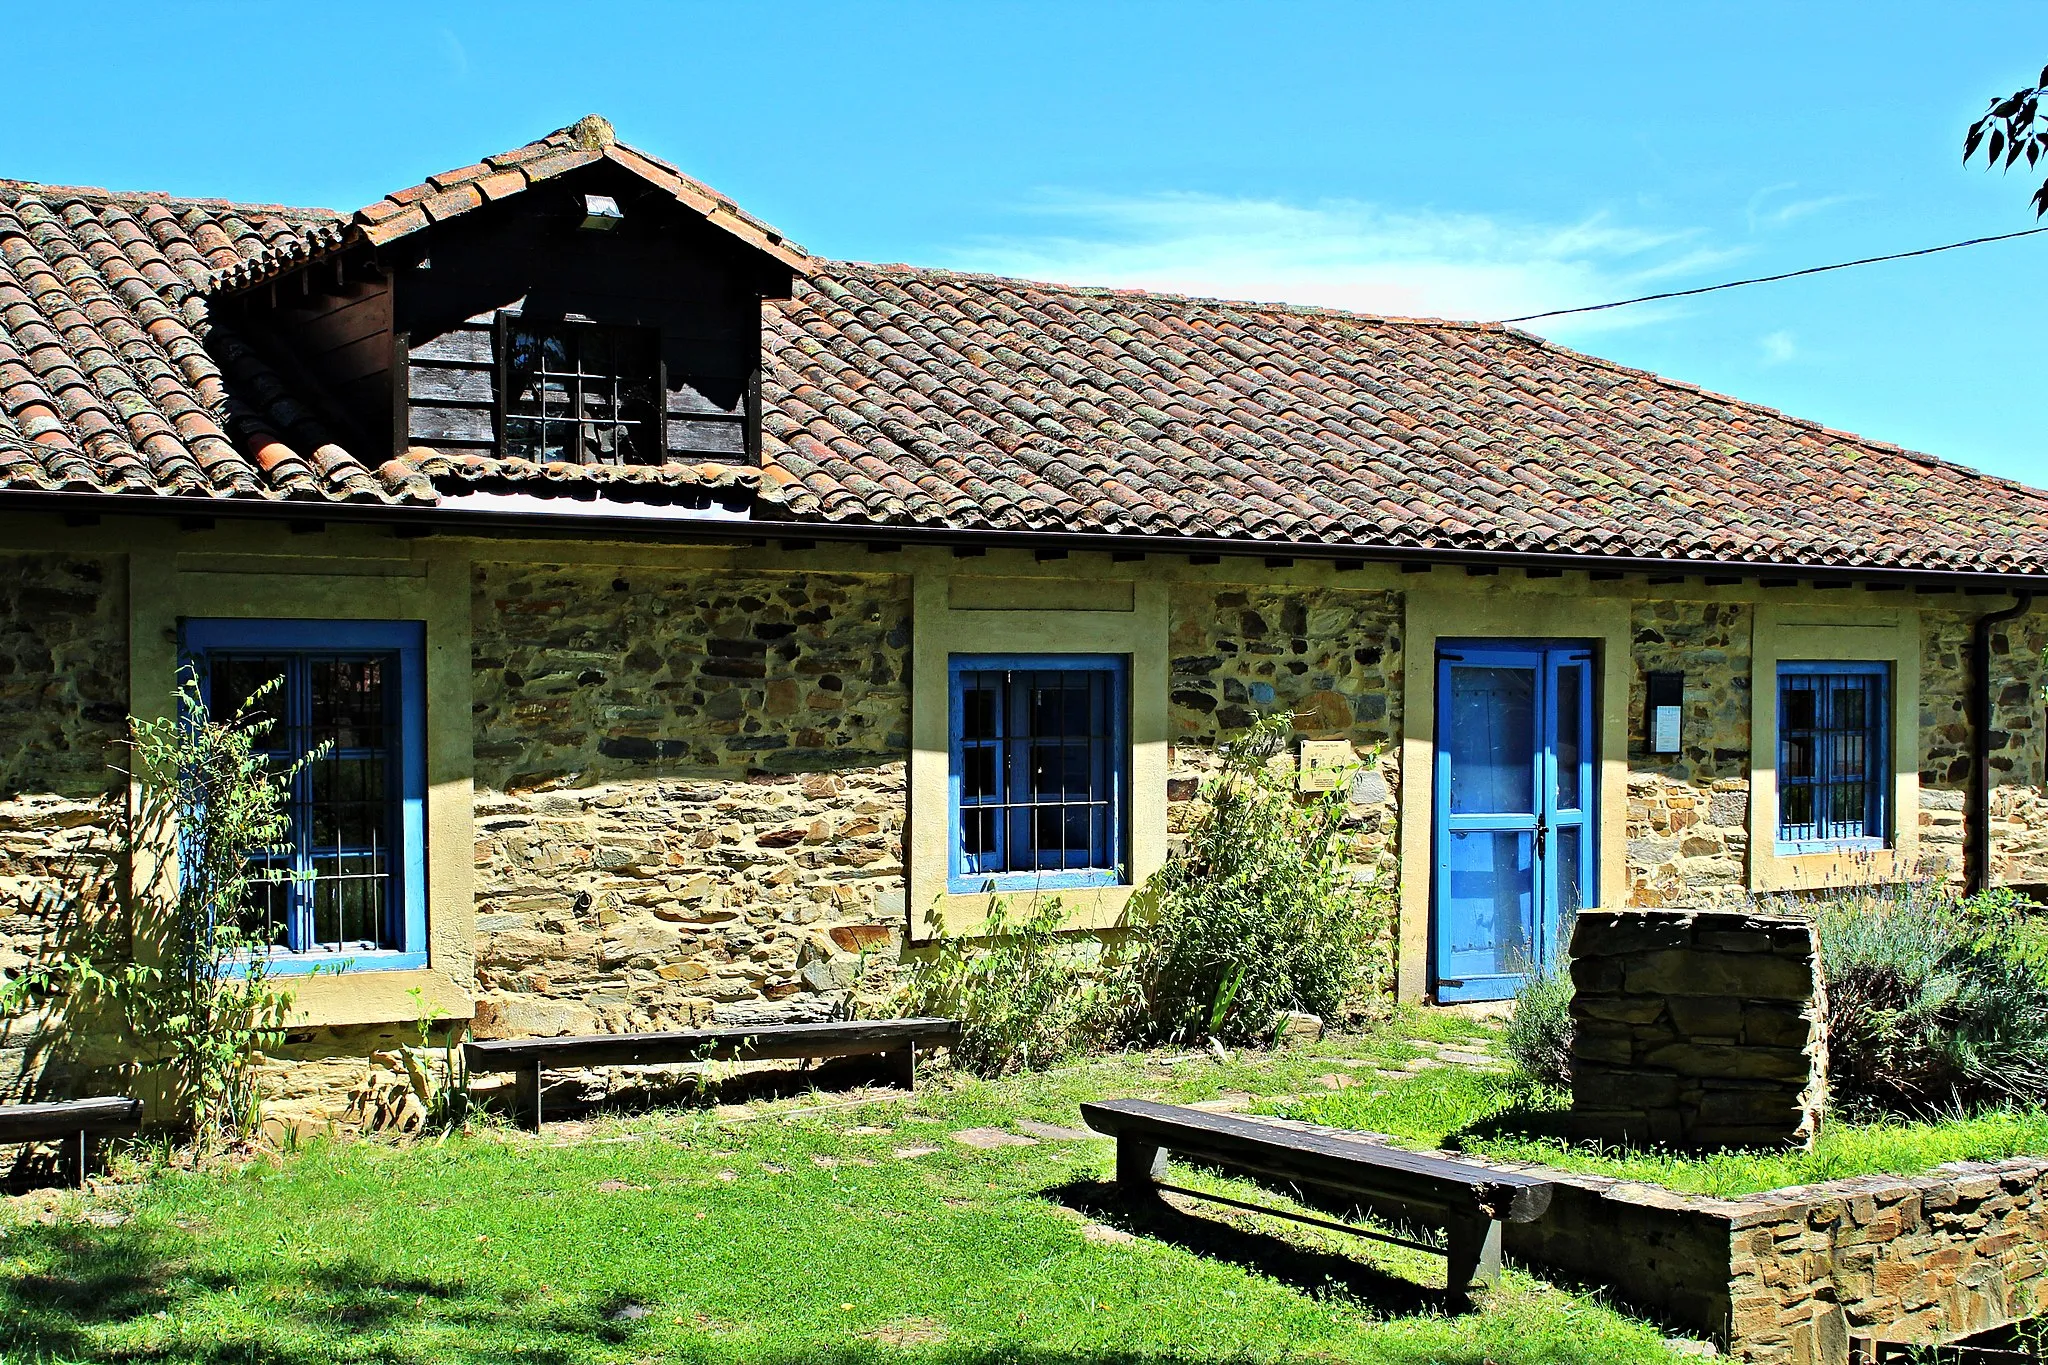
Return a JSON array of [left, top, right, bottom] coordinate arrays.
[[500, 320, 659, 465]]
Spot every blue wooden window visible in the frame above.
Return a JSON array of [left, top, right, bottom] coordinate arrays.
[[1777, 661, 1889, 853], [948, 655, 1128, 892], [181, 620, 428, 973]]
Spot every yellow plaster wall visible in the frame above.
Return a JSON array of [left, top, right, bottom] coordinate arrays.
[[907, 568, 1170, 938], [1747, 601, 1921, 893], [0, 511, 2010, 1048], [1395, 581, 1635, 1002], [121, 520, 477, 1028]]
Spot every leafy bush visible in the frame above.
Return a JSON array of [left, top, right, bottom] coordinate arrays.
[[1126, 713, 1390, 1045], [1503, 963, 1575, 1088], [1815, 881, 2048, 1117], [5, 678, 306, 1145], [901, 896, 1118, 1076]]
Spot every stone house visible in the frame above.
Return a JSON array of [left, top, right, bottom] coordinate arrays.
[[3, 115, 2047, 1116]]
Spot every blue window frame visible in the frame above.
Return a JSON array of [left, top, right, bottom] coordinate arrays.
[[947, 655, 1128, 893], [1777, 661, 1889, 853], [181, 619, 428, 973]]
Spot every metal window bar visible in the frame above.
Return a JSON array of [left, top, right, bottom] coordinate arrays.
[[207, 650, 401, 954], [503, 323, 658, 466], [957, 668, 1115, 875], [1779, 670, 1883, 845]]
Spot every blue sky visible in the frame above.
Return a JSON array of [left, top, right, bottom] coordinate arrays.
[[6, 1, 2044, 483]]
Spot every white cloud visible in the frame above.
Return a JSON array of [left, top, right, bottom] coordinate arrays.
[[1760, 330, 1798, 364], [939, 190, 1748, 338], [1745, 183, 1862, 232], [439, 28, 469, 80]]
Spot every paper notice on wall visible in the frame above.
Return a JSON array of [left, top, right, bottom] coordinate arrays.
[[1297, 740, 1355, 792], [1652, 704, 1682, 754]]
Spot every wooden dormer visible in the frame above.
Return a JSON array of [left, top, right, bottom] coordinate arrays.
[[215, 116, 804, 472]]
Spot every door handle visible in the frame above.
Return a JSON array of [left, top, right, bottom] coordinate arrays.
[[1535, 814, 1547, 859]]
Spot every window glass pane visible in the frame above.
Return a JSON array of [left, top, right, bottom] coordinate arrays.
[[501, 322, 659, 467], [1554, 664, 1583, 811], [962, 686, 996, 740], [1783, 686, 1818, 731], [1443, 829, 1535, 975], [961, 808, 997, 861], [211, 656, 290, 747], [951, 662, 1122, 879], [1832, 685, 1866, 732], [241, 862, 292, 951], [312, 658, 385, 750], [1556, 826, 1584, 920], [1777, 665, 1885, 847], [962, 746, 996, 800], [205, 641, 406, 956], [1447, 665, 1536, 815]]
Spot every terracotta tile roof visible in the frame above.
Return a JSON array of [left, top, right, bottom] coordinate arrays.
[[759, 264, 2048, 574], [213, 115, 809, 293], [0, 180, 432, 504], [1, 148, 2045, 576]]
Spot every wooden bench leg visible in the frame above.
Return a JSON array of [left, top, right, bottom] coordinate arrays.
[[887, 1042, 917, 1092], [1115, 1137, 1167, 1193], [1444, 1217, 1503, 1295], [513, 1062, 543, 1131]]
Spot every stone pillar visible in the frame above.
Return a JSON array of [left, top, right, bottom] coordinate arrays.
[[1568, 909, 1826, 1149]]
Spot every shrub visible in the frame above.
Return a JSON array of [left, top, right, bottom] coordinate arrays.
[[1126, 713, 1390, 1045], [1502, 963, 1575, 1088], [901, 896, 1117, 1076], [1815, 881, 2048, 1117], [4, 678, 306, 1145]]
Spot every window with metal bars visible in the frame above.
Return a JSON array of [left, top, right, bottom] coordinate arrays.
[[1776, 661, 1889, 852], [182, 620, 428, 972], [500, 319, 660, 466], [948, 655, 1128, 891]]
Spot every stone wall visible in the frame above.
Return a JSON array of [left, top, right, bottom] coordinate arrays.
[[1501, 1154, 2048, 1365], [468, 562, 913, 1037], [1164, 582, 1404, 996], [1625, 599, 1753, 908], [1569, 909, 1825, 1148], [0, 553, 128, 1098]]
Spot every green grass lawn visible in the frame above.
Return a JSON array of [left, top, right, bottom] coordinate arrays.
[[0, 1011, 1689, 1365], [1274, 1041, 2048, 1199]]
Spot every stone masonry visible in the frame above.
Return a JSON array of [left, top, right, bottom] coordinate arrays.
[[0, 553, 128, 1099], [1164, 582, 1404, 995], [1626, 599, 1753, 908], [468, 562, 913, 1038], [1501, 1154, 2048, 1364], [1569, 908, 1826, 1148]]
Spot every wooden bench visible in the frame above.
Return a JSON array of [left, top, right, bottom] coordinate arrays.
[[0, 1097, 144, 1188], [1080, 1098, 1553, 1296], [465, 1017, 960, 1129]]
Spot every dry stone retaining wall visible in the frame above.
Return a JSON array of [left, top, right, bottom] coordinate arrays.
[[1503, 1156, 2048, 1365]]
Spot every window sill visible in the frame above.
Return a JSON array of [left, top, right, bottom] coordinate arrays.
[[946, 870, 1122, 895], [232, 950, 428, 979], [1750, 844, 1908, 894], [1773, 838, 1888, 858], [922, 884, 1138, 940], [273, 968, 473, 1031]]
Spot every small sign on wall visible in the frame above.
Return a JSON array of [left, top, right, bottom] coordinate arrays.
[[1298, 739, 1356, 792], [1646, 671, 1684, 754]]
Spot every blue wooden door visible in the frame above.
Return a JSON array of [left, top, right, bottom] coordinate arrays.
[[1433, 643, 1596, 1003]]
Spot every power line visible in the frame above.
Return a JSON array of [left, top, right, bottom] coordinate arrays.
[[1500, 223, 2048, 323]]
